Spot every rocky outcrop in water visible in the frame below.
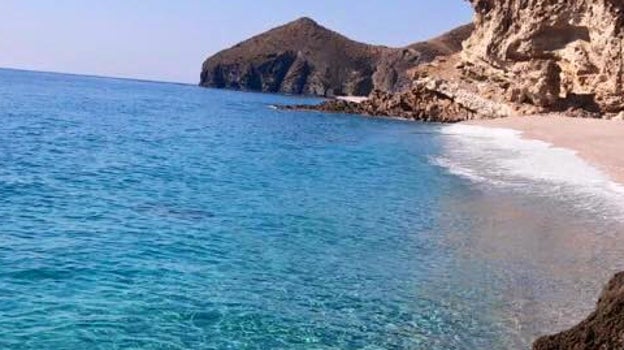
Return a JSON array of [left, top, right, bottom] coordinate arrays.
[[533, 272, 624, 350], [200, 17, 472, 96], [284, 54, 520, 122], [282, 80, 490, 123]]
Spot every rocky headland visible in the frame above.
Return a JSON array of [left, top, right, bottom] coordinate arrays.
[[200, 17, 472, 96], [286, 0, 624, 122]]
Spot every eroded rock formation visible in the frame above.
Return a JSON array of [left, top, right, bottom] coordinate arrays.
[[533, 272, 624, 350], [295, 0, 624, 121], [462, 0, 624, 114]]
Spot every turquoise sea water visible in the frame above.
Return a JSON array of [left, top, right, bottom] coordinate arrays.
[[1, 69, 623, 349]]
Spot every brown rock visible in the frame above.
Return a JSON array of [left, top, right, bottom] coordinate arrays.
[[533, 272, 624, 350], [280, 82, 479, 123], [462, 0, 624, 114], [373, 25, 474, 92], [282, 1, 624, 120]]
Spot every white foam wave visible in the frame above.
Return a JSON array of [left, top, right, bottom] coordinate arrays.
[[431, 156, 505, 185], [433, 124, 624, 217]]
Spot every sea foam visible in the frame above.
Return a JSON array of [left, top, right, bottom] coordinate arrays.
[[433, 124, 624, 218]]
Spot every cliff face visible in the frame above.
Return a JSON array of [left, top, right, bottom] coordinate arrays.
[[302, 0, 624, 121], [462, 0, 624, 113], [533, 272, 624, 350], [373, 24, 474, 92], [199, 18, 472, 96]]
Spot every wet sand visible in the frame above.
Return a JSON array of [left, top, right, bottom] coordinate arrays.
[[465, 115, 624, 184]]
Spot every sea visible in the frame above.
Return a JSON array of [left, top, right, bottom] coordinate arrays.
[[1, 68, 623, 349]]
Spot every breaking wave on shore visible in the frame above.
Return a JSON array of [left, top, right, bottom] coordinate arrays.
[[433, 124, 624, 220]]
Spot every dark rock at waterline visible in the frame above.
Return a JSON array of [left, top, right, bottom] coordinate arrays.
[[533, 272, 624, 350], [280, 84, 477, 123]]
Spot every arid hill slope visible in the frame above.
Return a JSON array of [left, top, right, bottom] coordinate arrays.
[[199, 17, 472, 96], [373, 24, 473, 92]]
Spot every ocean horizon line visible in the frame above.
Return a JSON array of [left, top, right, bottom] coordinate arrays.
[[0, 66, 194, 87]]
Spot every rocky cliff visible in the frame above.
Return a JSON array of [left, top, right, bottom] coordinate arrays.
[[533, 272, 624, 350], [297, 0, 624, 121], [200, 17, 472, 96], [462, 0, 624, 114], [373, 24, 474, 92]]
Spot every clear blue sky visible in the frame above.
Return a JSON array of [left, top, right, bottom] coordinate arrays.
[[0, 1, 473, 84]]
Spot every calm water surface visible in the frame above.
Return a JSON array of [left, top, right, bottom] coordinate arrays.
[[0, 69, 622, 349]]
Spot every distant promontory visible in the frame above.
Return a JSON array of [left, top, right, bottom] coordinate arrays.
[[199, 17, 472, 97]]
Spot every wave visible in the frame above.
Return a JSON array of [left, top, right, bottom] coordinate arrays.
[[432, 124, 624, 218]]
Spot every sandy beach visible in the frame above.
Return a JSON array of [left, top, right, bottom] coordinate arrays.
[[465, 115, 624, 184]]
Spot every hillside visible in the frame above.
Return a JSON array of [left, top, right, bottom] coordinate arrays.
[[199, 18, 472, 96]]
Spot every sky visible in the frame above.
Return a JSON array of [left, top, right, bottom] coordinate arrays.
[[0, 1, 473, 84]]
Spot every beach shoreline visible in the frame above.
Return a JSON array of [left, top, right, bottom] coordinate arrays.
[[464, 115, 624, 185]]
